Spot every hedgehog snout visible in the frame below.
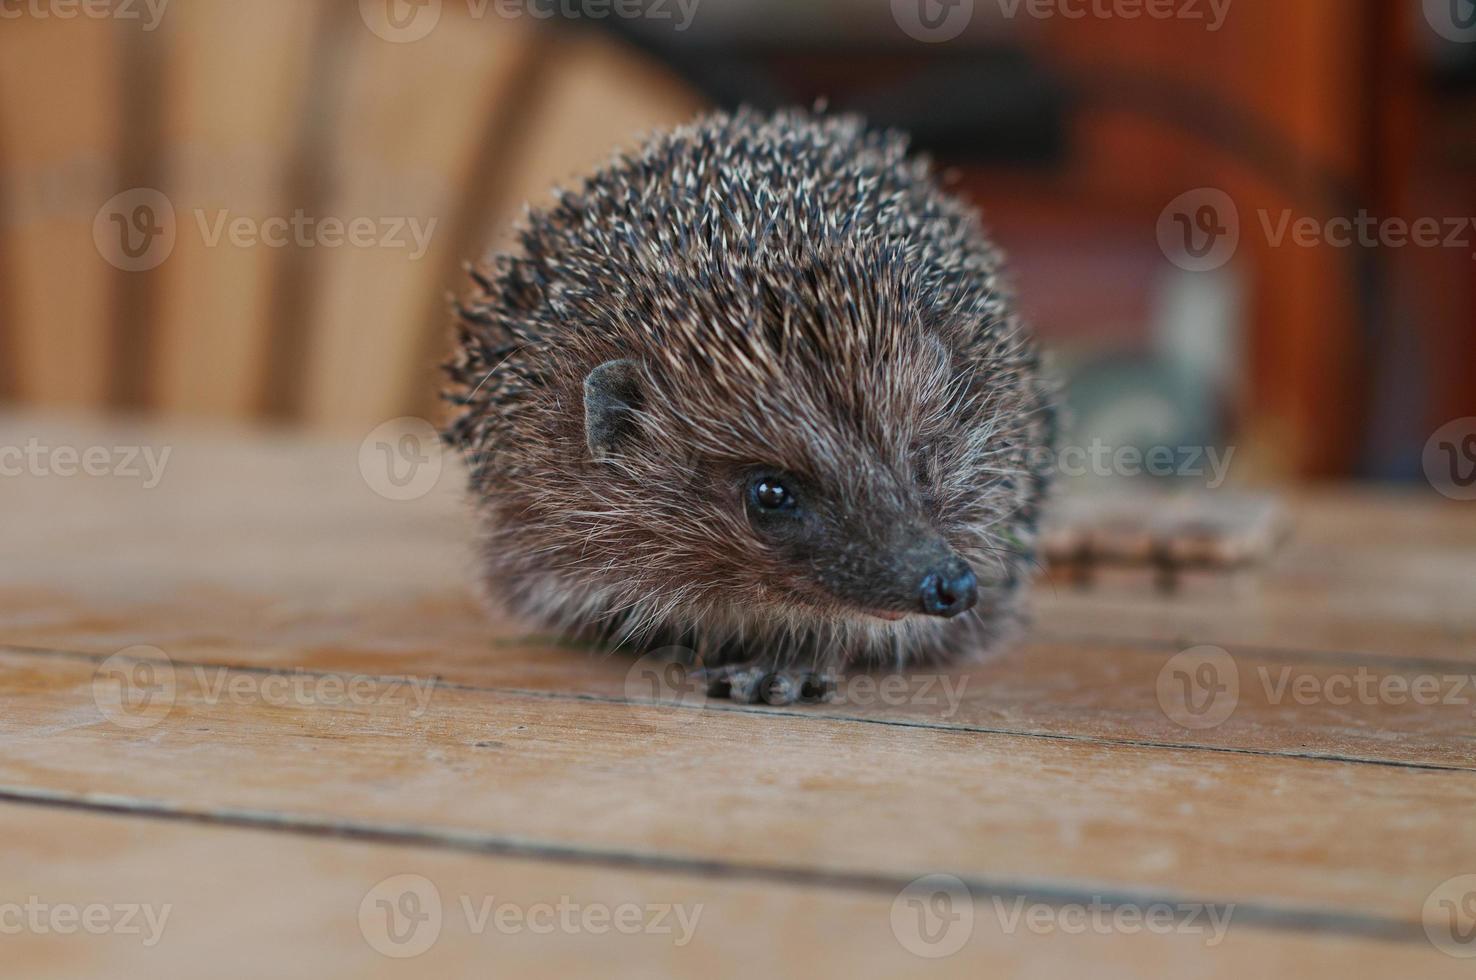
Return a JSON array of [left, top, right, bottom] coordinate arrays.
[[917, 559, 978, 618]]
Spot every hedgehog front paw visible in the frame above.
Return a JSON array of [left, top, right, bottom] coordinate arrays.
[[701, 664, 834, 706]]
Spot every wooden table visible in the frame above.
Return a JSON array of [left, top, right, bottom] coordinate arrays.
[[1, 414, 1473, 978]]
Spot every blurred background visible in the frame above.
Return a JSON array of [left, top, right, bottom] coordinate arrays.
[[1, 0, 1472, 485]]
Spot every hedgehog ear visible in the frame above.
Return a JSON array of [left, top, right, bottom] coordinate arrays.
[[583, 359, 645, 461]]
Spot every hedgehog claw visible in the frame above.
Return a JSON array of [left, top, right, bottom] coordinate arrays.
[[700, 665, 834, 706]]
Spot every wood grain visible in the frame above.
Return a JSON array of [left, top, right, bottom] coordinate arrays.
[[4, 803, 1465, 980], [4, 608, 1473, 771], [150, 0, 326, 419], [0, 414, 1472, 975], [0, 17, 120, 408], [297, 12, 542, 429], [0, 416, 1471, 771], [1034, 488, 1476, 659], [1, 647, 1472, 930], [470, 29, 708, 258]]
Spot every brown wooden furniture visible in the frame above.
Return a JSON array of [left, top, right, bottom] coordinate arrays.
[[0, 1, 703, 429], [1037, 0, 1416, 478], [3, 0, 1464, 479], [1, 413, 1471, 976]]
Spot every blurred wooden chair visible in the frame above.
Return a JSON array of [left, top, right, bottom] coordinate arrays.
[[0, 0, 704, 431]]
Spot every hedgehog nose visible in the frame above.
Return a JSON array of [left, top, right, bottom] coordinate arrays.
[[918, 561, 978, 618]]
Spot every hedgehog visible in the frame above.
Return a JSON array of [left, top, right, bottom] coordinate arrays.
[[443, 107, 1054, 704]]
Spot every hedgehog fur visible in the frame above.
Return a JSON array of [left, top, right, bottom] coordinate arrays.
[[443, 107, 1054, 675]]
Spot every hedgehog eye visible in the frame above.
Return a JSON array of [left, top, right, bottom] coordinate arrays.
[[748, 475, 797, 513]]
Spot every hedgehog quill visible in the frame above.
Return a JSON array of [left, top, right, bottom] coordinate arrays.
[[444, 108, 1054, 703]]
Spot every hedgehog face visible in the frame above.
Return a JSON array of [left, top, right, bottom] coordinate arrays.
[[737, 468, 977, 620], [580, 333, 990, 634]]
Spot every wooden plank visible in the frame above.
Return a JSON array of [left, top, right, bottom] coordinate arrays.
[[0, 416, 1471, 768], [0, 415, 1470, 974], [0, 92, 11, 401], [0, 17, 120, 408], [1, 416, 1471, 657], [0, 648, 1472, 929], [3, 803, 1463, 980], [3, 608, 1473, 771], [403, 28, 706, 422], [108, 15, 166, 410], [470, 29, 707, 253], [149, 0, 326, 420], [297, 13, 542, 429]]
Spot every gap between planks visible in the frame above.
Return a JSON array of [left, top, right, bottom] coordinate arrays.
[[0, 784, 1430, 947]]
